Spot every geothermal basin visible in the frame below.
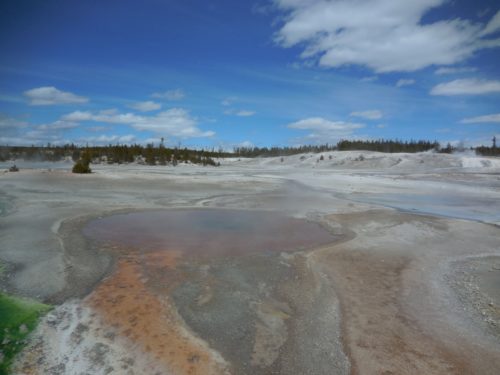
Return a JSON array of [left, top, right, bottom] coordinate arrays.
[[78, 209, 345, 375], [3, 152, 500, 374]]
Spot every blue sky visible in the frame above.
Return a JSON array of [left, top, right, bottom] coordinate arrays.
[[1, 0, 499, 148]]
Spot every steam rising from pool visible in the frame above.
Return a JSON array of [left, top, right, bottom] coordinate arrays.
[[83, 209, 337, 257]]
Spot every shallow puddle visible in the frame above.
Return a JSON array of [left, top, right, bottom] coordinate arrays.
[[348, 192, 500, 223], [83, 209, 337, 258]]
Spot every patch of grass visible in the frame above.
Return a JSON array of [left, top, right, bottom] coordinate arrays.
[[0, 293, 51, 374]]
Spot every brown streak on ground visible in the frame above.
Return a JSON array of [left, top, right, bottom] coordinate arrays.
[[141, 250, 181, 270], [86, 250, 227, 375], [319, 211, 472, 375]]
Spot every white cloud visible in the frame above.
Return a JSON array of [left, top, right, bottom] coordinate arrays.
[[435, 128, 451, 133], [350, 110, 383, 120], [79, 134, 137, 145], [360, 76, 378, 82], [223, 108, 256, 117], [480, 9, 500, 36], [0, 115, 29, 140], [24, 86, 88, 105], [430, 78, 500, 95], [128, 101, 161, 112], [288, 117, 364, 131], [0, 114, 81, 145], [288, 117, 365, 142], [61, 111, 94, 122], [151, 89, 185, 101], [131, 109, 214, 138], [221, 97, 237, 106], [62, 111, 141, 124], [396, 79, 416, 87], [235, 110, 256, 117], [37, 120, 78, 131], [0, 114, 28, 130], [99, 108, 118, 115], [61, 108, 214, 139], [238, 140, 255, 148], [88, 126, 110, 132], [377, 124, 388, 129], [0, 116, 80, 146], [460, 113, 500, 124], [434, 67, 477, 75], [273, 2, 500, 73]]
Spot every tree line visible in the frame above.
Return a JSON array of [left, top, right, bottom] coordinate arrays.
[[336, 139, 440, 153], [234, 139, 440, 156], [233, 144, 337, 157], [0, 143, 230, 166], [475, 136, 499, 157], [234, 138, 498, 156], [1, 137, 497, 164]]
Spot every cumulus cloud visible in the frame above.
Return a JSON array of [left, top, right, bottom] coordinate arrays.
[[434, 67, 477, 75], [131, 109, 214, 138], [396, 79, 416, 87], [62, 110, 141, 124], [0, 114, 28, 130], [460, 113, 500, 123], [61, 108, 214, 138], [224, 108, 256, 117], [0, 115, 30, 142], [151, 89, 185, 101], [128, 101, 162, 112], [0, 116, 81, 146], [288, 117, 365, 142], [350, 110, 383, 120], [78, 134, 137, 144], [0, 114, 75, 145], [430, 78, 500, 95], [273, 1, 500, 73], [24, 86, 88, 105]]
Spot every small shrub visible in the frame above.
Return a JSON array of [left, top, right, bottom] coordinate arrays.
[[72, 160, 91, 174]]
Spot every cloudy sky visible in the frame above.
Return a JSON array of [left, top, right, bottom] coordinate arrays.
[[1, 0, 499, 148]]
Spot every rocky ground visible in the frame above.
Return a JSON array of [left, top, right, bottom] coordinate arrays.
[[1, 151, 499, 374]]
